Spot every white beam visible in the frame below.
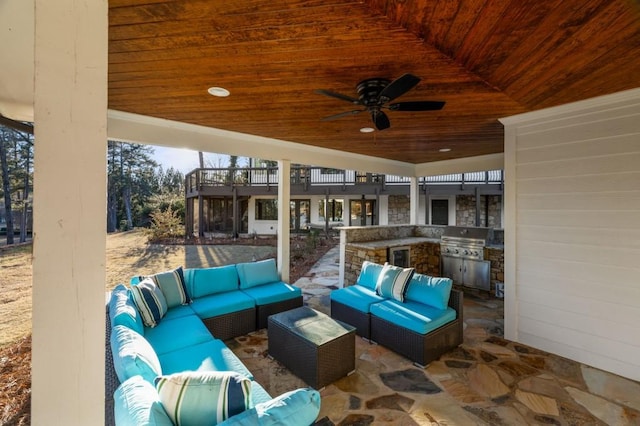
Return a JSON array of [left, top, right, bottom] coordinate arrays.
[[409, 177, 419, 225], [32, 0, 107, 424], [277, 160, 291, 282]]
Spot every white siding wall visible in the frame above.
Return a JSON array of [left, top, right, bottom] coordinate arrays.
[[502, 88, 640, 381]]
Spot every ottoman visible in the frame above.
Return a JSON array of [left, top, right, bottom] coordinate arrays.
[[268, 306, 356, 389]]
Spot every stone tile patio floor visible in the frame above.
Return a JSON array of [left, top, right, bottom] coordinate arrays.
[[227, 246, 640, 425]]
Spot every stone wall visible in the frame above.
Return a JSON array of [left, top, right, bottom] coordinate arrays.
[[456, 195, 502, 228], [387, 195, 410, 225], [344, 241, 441, 286], [487, 247, 504, 295]]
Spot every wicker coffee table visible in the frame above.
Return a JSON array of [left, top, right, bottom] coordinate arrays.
[[268, 306, 356, 389]]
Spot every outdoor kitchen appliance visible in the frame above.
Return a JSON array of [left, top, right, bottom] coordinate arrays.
[[440, 226, 492, 291]]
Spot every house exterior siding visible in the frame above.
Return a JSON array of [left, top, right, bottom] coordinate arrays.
[[502, 88, 640, 382]]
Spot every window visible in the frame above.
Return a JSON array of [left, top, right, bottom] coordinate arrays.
[[318, 199, 343, 222], [255, 199, 278, 220]]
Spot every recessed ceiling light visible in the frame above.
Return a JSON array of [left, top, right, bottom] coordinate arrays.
[[207, 87, 230, 97], [439, 148, 452, 152], [360, 127, 375, 133]]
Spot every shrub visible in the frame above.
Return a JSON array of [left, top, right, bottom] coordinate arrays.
[[146, 207, 184, 242]]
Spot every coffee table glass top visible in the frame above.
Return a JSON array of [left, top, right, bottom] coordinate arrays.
[[269, 306, 355, 346]]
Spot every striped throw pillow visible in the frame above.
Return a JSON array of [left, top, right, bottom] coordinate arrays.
[[375, 263, 415, 302], [155, 371, 252, 426], [130, 278, 168, 328], [150, 266, 191, 308]]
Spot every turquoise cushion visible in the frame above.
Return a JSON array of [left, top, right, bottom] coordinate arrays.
[[158, 339, 254, 380], [149, 266, 191, 308], [144, 314, 213, 355], [109, 284, 144, 335], [240, 282, 301, 305], [155, 371, 252, 426], [330, 285, 385, 314], [163, 304, 196, 321], [375, 263, 414, 302], [236, 259, 280, 289], [370, 299, 456, 335], [190, 291, 255, 319], [185, 265, 240, 298], [130, 278, 168, 328], [114, 376, 173, 426], [405, 274, 453, 310], [218, 388, 321, 426], [250, 381, 273, 406], [110, 325, 162, 384], [356, 261, 385, 291]]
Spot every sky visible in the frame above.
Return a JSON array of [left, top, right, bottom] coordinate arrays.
[[152, 146, 234, 174]]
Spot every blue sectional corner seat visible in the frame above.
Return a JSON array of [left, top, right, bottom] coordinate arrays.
[[106, 259, 314, 426], [330, 261, 463, 366]]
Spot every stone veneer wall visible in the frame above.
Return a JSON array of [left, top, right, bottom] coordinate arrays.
[[487, 247, 504, 295], [341, 225, 445, 286], [387, 195, 410, 225], [456, 195, 502, 228], [344, 242, 441, 286]]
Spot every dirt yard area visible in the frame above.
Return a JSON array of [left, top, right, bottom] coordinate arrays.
[[0, 229, 336, 425]]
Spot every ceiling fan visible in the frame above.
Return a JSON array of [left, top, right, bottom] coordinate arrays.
[[316, 73, 445, 131]]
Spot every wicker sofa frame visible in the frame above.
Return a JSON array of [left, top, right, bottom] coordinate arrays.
[[202, 307, 257, 341], [256, 296, 304, 329], [331, 289, 463, 367]]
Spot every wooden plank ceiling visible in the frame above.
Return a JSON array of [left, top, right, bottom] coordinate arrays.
[[108, 0, 640, 164]]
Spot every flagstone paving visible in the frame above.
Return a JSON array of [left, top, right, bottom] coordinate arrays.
[[228, 246, 640, 425]]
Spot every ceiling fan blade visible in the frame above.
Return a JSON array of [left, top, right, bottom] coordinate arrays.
[[321, 109, 364, 121], [371, 110, 390, 130], [388, 101, 445, 111], [315, 89, 360, 104], [378, 73, 421, 103]]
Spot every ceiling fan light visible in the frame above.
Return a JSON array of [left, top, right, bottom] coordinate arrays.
[[360, 127, 375, 133], [439, 148, 451, 152], [207, 87, 230, 97]]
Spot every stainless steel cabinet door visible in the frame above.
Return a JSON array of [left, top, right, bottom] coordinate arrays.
[[464, 259, 491, 291], [441, 255, 463, 285]]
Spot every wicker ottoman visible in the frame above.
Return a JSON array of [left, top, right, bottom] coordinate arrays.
[[268, 306, 356, 389]]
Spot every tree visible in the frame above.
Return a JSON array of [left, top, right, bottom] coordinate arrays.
[[107, 141, 158, 232], [0, 124, 33, 245]]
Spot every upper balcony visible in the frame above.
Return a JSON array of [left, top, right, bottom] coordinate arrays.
[[185, 166, 504, 198]]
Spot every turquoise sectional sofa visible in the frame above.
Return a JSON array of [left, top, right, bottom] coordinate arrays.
[[330, 261, 463, 366], [106, 259, 318, 426]]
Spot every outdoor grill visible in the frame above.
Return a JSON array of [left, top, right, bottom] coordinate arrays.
[[440, 226, 492, 291]]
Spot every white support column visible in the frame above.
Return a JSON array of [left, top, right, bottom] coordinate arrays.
[[277, 160, 291, 282], [409, 177, 420, 225], [32, 1, 107, 424]]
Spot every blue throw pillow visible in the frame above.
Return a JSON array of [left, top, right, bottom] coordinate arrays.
[[236, 259, 280, 289], [149, 266, 191, 308], [155, 371, 252, 426], [375, 263, 414, 302], [218, 387, 321, 426], [130, 278, 168, 328]]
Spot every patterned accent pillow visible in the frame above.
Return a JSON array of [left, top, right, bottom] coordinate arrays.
[[375, 263, 415, 302], [155, 371, 252, 426], [150, 266, 191, 308], [130, 278, 168, 328]]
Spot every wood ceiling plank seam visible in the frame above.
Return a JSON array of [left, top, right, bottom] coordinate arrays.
[[110, 6, 372, 40], [441, 0, 489, 57], [506, 1, 640, 105], [490, 0, 611, 92], [428, 0, 463, 49]]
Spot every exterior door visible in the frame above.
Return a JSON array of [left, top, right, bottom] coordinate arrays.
[[431, 199, 449, 225], [290, 199, 310, 232], [349, 199, 376, 226]]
